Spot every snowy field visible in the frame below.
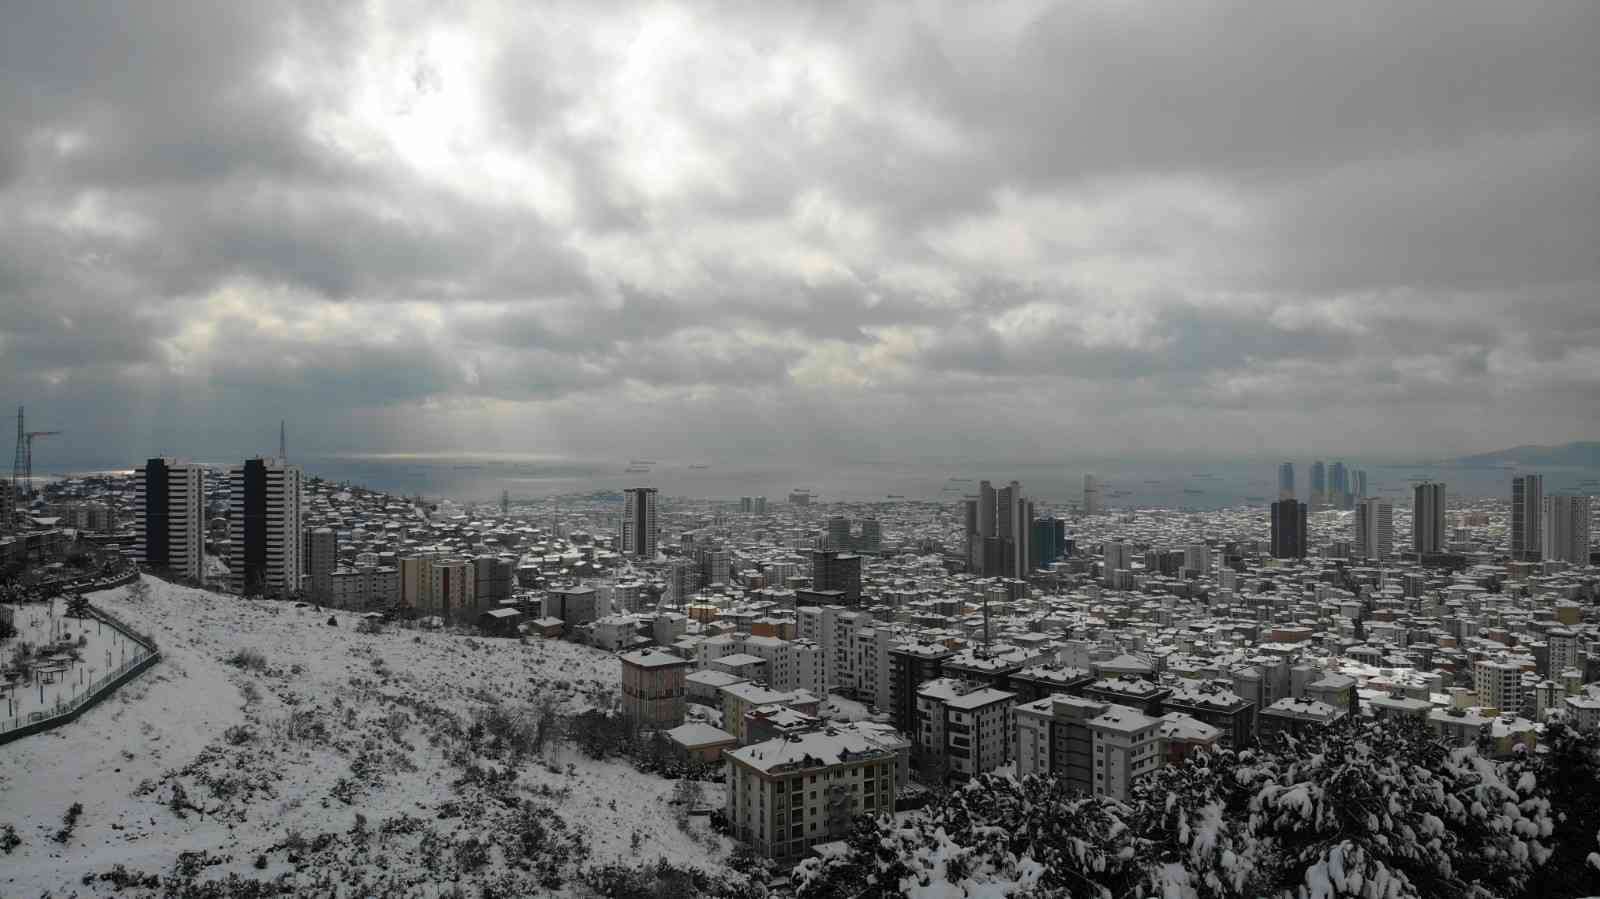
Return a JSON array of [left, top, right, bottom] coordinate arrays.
[[2, 596, 155, 729], [0, 577, 739, 897]]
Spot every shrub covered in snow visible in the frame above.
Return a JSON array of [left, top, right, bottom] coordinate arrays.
[[797, 716, 1554, 899]]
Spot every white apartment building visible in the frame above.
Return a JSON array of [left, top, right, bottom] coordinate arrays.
[[133, 457, 206, 580], [943, 687, 1016, 782], [724, 729, 898, 862], [1543, 495, 1592, 563], [228, 457, 303, 597], [328, 564, 400, 610], [1474, 659, 1523, 714], [1088, 706, 1162, 800], [1352, 498, 1394, 561]]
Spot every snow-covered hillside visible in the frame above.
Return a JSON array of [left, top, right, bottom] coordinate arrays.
[[0, 577, 740, 897]]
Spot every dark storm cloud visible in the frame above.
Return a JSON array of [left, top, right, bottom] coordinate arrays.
[[1, 0, 1596, 465]]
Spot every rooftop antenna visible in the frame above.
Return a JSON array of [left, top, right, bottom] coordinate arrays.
[[279, 420, 287, 461]]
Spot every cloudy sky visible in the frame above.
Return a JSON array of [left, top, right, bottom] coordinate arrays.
[[3, 0, 1596, 468]]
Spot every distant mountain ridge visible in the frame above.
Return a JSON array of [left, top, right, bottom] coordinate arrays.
[[1447, 441, 1600, 468]]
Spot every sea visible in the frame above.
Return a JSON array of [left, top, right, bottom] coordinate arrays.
[[48, 455, 1600, 510]]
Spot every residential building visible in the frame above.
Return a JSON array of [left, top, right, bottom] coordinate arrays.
[[943, 687, 1016, 782], [1413, 482, 1446, 555], [1088, 707, 1162, 800], [133, 457, 205, 580], [621, 649, 689, 729], [1543, 495, 1592, 563], [1474, 659, 1522, 714], [1014, 694, 1109, 794], [1352, 498, 1394, 561], [811, 550, 862, 604], [1270, 499, 1307, 559], [307, 527, 337, 603], [1511, 474, 1543, 561], [620, 487, 659, 558], [227, 458, 303, 597], [724, 729, 898, 861]]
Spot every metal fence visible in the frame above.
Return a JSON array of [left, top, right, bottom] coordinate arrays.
[[0, 605, 161, 744]]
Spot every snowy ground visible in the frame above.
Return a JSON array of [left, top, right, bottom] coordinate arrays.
[[2, 596, 154, 728], [0, 577, 739, 897]]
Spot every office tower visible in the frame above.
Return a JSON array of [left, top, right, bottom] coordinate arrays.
[[1411, 482, 1446, 555], [1183, 543, 1209, 574], [978, 481, 997, 536], [1511, 475, 1543, 562], [1543, 495, 1592, 563], [1329, 462, 1350, 510], [228, 457, 304, 597], [620, 487, 659, 558], [811, 549, 862, 604], [1310, 461, 1327, 510], [1354, 470, 1368, 500], [753, 496, 767, 515], [133, 458, 206, 580], [0, 476, 12, 532], [1270, 499, 1308, 559], [1082, 474, 1102, 515], [1054, 519, 1068, 557], [858, 518, 882, 554], [826, 515, 853, 550], [1102, 541, 1132, 583], [1000, 485, 1034, 579], [1277, 462, 1295, 501], [1031, 517, 1059, 568], [963, 497, 982, 569], [307, 527, 338, 602], [740, 496, 753, 514], [1352, 498, 1394, 561]]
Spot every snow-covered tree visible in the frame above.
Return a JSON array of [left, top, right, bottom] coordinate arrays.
[[794, 773, 1147, 898], [1239, 717, 1549, 899]]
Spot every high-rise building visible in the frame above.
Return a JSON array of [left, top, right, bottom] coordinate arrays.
[[0, 476, 13, 533], [1270, 499, 1307, 559], [1082, 474, 1102, 515], [1329, 462, 1349, 510], [858, 518, 882, 554], [1353, 470, 1368, 501], [228, 457, 304, 597], [134, 458, 206, 580], [307, 527, 338, 602], [998, 481, 1033, 578], [1352, 498, 1394, 561], [1412, 482, 1446, 555], [753, 496, 767, 515], [811, 550, 862, 604], [1277, 462, 1295, 501], [978, 481, 997, 535], [826, 515, 853, 550], [620, 487, 659, 558], [1031, 517, 1059, 568], [1511, 475, 1543, 561], [1310, 461, 1327, 510], [1543, 495, 1592, 563]]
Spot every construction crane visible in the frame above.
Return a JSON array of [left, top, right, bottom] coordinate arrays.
[[11, 406, 61, 506]]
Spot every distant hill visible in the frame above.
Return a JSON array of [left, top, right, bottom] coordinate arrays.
[[1447, 441, 1600, 468]]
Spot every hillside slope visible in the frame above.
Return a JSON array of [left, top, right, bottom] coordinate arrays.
[[0, 578, 737, 897]]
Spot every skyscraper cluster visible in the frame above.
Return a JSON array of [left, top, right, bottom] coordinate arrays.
[[1297, 459, 1368, 510], [964, 479, 1035, 579]]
